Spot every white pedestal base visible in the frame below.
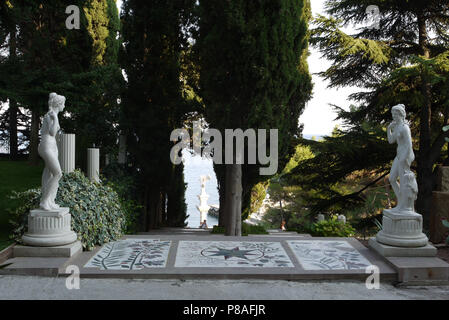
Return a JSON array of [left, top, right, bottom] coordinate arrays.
[[22, 207, 78, 247], [14, 241, 82, 257], [369, 238, 436, 257], [375, 209, 429, 247]]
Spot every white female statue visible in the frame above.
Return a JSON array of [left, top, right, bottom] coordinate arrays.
[[370, 104, 430, 250], [387, 104, 416, 213], [38, 93, 65, 211]]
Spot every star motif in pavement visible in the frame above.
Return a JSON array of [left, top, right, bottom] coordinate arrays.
[[205, 246, 258, 260]]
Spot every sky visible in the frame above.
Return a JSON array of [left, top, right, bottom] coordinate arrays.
[[299, 0, 360, 136]]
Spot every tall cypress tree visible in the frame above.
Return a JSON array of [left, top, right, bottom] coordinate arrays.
[[198, 0, 312, 235], [120, 0, 195, 230]]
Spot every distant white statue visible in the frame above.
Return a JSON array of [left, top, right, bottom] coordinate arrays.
[[200, 175, 211, 189], [197, 175, 211, 227], [387, 104, 416, 213], [38, 93, 65, 211]]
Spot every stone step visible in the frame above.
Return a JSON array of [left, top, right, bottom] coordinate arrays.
[[385, 256, 449, 285]]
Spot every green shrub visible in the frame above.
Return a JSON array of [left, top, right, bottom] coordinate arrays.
[[9, 170, 128, 250], [211, 225, 225, 234], [242, 223, 269, 235], [101, 163, 142, 234], [308, 216, 355, 237]]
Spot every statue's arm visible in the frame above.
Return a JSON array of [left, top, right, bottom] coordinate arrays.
[[387, 123, 395, 144], [48, 112, 59, 137]]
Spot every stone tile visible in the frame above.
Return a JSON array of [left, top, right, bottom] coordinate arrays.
[[287, 240, 372, 270], [175, 241, 294, 268], [84, 239, 171, 270]]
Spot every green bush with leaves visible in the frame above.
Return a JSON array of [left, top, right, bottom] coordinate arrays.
[[308, 216, 356, 237], [9, 170, 128, 250]]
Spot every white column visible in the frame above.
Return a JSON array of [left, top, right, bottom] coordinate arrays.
[[87, 148, 100, 183], [57, 133, 75, 173]]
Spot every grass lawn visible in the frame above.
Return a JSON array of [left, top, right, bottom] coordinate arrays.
[[0, 159, 43, 251]]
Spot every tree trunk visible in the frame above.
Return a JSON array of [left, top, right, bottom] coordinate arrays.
[[214, 163, 226, 227], [416, 14, 432, 230], [142, 185, 149, 232], [29, 109, 40, 165], [224, 163, 242, 236], [147, 190, 158, 231], [9, 26, 18, 160]]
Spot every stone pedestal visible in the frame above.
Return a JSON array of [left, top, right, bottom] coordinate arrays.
[[14, 241, 82, 258], [375, 209, 429, 247], [87, 148, 100, 183], [368, 238, 436, 257], [22, 207, 77, 247], [57, 133, 75, 173]]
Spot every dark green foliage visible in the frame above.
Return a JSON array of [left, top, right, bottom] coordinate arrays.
[[308, 217, 356, 237], [211, 225, 226, 234], [9, 170, 128, 250], [101, 162, 142, 234], [0, 1, 123, 164], [287, 124, 396, 213], [242, 223, 269, 236], [120, 0, 196, 230], [166, 163, 189, 227]]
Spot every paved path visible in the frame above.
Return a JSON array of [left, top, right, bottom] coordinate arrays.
[[0, 276, 448, 300], [2, 233, 397, 281]]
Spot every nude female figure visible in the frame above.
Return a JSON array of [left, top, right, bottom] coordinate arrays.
[[38, 93, 65, 211], [387, 104, 415, 211]]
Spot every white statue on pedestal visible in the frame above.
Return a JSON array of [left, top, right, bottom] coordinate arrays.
[[372, 104, 429, 249], [197, 175, 211, 228], [387, 104, 416, 214], [21, 93, 77, 247], [38, 93, 65, 211]]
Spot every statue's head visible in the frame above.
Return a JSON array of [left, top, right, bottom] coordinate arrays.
[[48, 92, 66, 113], [391, 104, 406, 122]]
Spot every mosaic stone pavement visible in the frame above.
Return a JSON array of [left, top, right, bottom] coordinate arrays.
[[175, 241, 294, 268], [286, 240, 372, 270], [84, 239, 171, 270]]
